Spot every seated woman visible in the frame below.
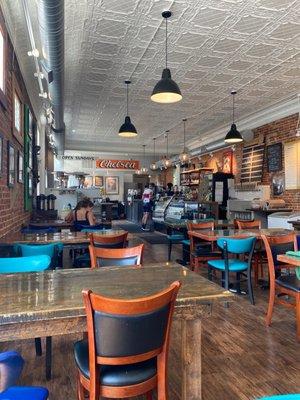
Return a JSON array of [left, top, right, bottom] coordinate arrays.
[[65, 198, 96, 230]]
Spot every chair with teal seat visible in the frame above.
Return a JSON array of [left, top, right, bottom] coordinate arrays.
[[167, 233, 185, 261], [257, 395, 300, 399], [16, 243, 63, 269], [208, 236, 256, 304], [0, 255, 53, 380], [0, 350, 48, 400]]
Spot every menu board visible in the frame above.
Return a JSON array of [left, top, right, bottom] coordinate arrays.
[[267, 143, 282, 172], [284, 142, 300, 189], [240, 144, 265, 183]]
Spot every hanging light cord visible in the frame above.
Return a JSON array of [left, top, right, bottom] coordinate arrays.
[[143, 145, 146, 167], [232, 93, 235, 124], [153, 138, 156, 160], [126, 83, 129, 116], [165, 16, 168, 69], [183, 119, 186, 150], [166, 132, 169, 157]]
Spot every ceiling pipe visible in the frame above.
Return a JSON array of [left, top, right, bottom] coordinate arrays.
[[37, 0, 65, 154]]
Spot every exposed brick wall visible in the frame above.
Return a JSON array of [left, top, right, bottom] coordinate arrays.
[[192, 113, 299, 210], [0, 9, 32, 237]]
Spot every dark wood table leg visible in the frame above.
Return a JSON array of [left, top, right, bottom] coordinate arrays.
[[181, 318, 202, 400], [46, 336, 52, 381], [34, 337, 42, 356]]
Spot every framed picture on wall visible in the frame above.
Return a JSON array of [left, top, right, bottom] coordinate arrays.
[[0, 134, 3, 174], [94, 176, 103, 187], [105, 176, 119, 194], [18, 151, 24, 183], [222, 151, 233, 174], [28, 110, 33, 139], [7, 142, 15, 187]]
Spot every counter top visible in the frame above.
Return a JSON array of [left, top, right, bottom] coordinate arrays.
[[245, 208, 293, 213]]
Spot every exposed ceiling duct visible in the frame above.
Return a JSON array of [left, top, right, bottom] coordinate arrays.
[[37, 0, 65, 154]]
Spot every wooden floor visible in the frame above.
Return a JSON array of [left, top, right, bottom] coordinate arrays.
[[1, 221, 299, 399]]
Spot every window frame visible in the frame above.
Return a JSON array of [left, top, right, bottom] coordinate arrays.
[[0, 11, 7, 108], [12, 77, 23, 144]]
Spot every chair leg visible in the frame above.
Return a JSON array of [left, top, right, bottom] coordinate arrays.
[[35, 338, 42, 356], [146, 391, 153, 400], [236, 272, 241, 294], [296, 293, 300, 342], [168, 241, 172, 262], [77, 372, 85, 400], [266, 286, 275, 326], [46, 336, 52, 381], [247, 271, 255, 305], [208, 267, 213, 281]]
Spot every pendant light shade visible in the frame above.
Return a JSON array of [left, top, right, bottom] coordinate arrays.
[[163, 131, 171, 168], [179, 118, 190, 163], [151, 11, 182, 104], [141, 144, 148, 174], [119, 80, 138, 138], [224, 90, 243, 144], [150, 138, 157, 170]]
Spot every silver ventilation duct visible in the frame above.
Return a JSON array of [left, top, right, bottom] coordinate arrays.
[[37, 0, 65, 154]]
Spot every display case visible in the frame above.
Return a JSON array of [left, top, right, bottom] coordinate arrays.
[[165, 198, 186, 220], [152, 196, 172, 222]]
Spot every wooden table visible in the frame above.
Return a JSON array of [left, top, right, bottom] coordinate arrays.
[[0, 264, 232, 400], [188, 228, 292, 242], [164, 218, 234, 230], [27, 220, 112, 231], [0, 229, 127, 250], [277, 253, 300, 267]]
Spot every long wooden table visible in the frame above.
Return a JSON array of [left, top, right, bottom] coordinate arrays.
[[0, 229, 127, 249], [27, 220, 112, 231], [0, 264, 232, 400], [188, 228, 292, 242]]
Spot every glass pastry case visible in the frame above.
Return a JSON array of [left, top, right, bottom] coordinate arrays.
[[152, 196, 173, 222]]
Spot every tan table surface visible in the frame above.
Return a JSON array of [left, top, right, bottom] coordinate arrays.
[[0, 229, 127, 245], [188, 228, 292, 242], [0, 263, 232, 400]]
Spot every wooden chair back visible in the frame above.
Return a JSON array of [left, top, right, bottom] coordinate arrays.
[[89, 232, 128, 248], [82, 281, 181, 395], [187, 221, 214, 231], [236, 220, 261, 229], [89, 244, 144, 269], [261, 234, 296, 284]]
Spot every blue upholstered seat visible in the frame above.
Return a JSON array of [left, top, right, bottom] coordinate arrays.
[[276, 275, 300, 292], [167, 234, 185, 242], [16, 243, 63, 269], [21, 227, 58, 234], [0, 351, 48, 400], [208, 259, 248, 272], [0, 255, 51, 274], [74, 340, 156, 386], [181, 239, 190, 246], [258, 395, 300, 400]]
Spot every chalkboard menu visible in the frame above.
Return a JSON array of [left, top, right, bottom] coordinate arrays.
[[267, 143, 282, 172]]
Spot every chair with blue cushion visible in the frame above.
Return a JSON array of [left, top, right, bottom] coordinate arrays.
[[0, 255, 53, 380], [0, 350, 48, 400], [167, 233, 185, 261], [257, 395, 300, 399], [15, 243, 63, 269], [208, 236, 256, 304], [261, 234, 299, 341], [74, 281, 180, 400]]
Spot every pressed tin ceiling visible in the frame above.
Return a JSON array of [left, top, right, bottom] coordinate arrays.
[[1, 0, 300, 155]]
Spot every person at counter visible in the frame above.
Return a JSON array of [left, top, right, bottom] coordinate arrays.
[[65, 198, 96, 229], [141, 183, 154, 231], [166, 182, 174, 196]]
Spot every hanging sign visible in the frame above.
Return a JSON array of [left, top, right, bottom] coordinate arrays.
[[95, 159, 140, 170]]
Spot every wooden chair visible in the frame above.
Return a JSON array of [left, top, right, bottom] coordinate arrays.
[[74, 281, 181, 400], [89, 232, 128, 248], [261, 234, 300, 341], [236, 219, 265, 284], [187, 221, 221, 272], [89, 244, 144, 268]]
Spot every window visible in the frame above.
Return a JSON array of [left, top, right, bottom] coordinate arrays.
[[14, 92, 21, 132], [0, 29, 4, 92]]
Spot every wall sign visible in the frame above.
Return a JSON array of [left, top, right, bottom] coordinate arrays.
[[96, 159, 140, 170], [267, 143, 282, 172], [241, 144, 265, 183]]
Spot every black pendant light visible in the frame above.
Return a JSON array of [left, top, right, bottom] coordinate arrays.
[[141, 144, 148, 174], [150, 138, 157, 170], [151, 11, 182, 104], [179, 118, 190, 163], [224, 90, 243, 144], [163, 131, 172, 168], [119, 80, 138, 138]]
